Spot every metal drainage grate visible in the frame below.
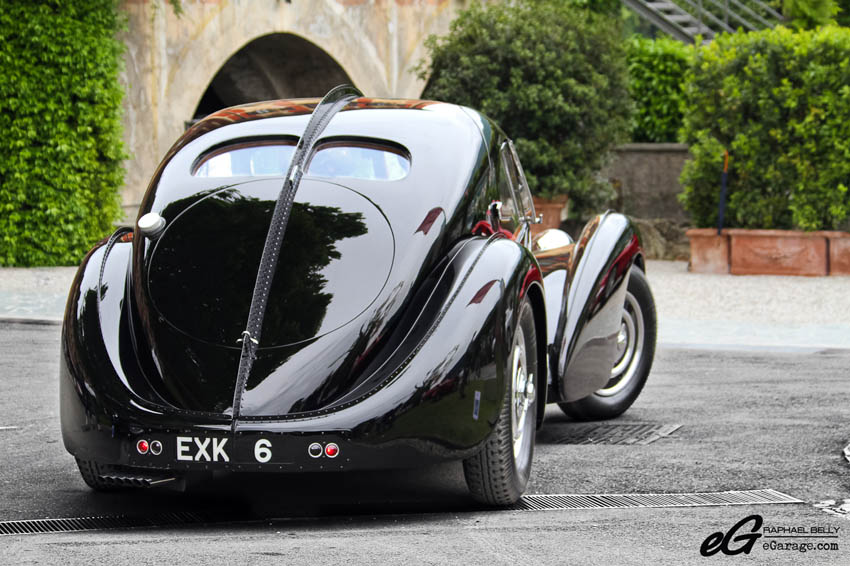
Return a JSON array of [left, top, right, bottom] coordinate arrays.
[[0, 490, 802, 535], [814, 499, 850, 521], [547, 423, 682, 445], [0, 511, 219, 536], [509, 489, 803, 512]]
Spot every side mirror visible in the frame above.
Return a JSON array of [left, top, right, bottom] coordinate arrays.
[[488, 201, 503, 233]]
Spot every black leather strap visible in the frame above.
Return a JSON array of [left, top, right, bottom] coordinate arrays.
[[230, 85, 363, 428]]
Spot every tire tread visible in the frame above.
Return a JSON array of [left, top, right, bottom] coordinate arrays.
[[463, 298, 537, 506], [76, 458, 121, 492]]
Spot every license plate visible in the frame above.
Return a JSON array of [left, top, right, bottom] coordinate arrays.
[[130, 434, 291, 466]]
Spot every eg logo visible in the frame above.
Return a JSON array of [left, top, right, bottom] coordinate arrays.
[[700, 514, 763, 556]]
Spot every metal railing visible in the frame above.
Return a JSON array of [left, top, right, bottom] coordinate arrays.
[[622, 0, 783, 44]]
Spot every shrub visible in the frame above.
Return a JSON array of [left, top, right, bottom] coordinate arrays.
[[417, 0, 631, 217], [680, 25, 850, 230], [627, 36, 693, 143], [0, 1, 125, 266]]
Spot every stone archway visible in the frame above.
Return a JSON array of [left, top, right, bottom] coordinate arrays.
[[193, 33, 355, 119], [119, 0, 466, 218]]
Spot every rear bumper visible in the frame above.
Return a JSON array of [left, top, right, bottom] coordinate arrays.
[[69, 422, 454, 474], [60, 347, 476, 473]]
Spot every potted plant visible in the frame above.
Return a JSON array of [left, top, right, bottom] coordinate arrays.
[[531, 194, 570, 234], [680, 27, 850, 276]]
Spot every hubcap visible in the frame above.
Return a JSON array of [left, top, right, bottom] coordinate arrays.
[[597, 290, 644, 397], [511, 327, 535, 462]]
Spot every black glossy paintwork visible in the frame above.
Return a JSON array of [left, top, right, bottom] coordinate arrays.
[[60, 98, 644, 473], [60, 232, 543, 468], [130, 106, 497, 416], [141, 178, 394, 413]]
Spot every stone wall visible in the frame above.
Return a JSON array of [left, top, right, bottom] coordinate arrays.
[[603, 143, 690, 223], [603, 143, 692, 260]]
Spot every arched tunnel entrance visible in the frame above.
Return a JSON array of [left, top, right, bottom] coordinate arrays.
[[193, 33, 354, 120]]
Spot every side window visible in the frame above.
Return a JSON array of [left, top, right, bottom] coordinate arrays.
[[505, 140, 535, 219], [497, 143, 521, 235]]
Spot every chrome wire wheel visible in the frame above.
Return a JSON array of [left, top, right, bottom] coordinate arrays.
[[597, 289, 644, 397], [558, 266, 656, 421], [510, 327, 535, 469]]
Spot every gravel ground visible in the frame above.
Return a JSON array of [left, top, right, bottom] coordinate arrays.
[[647, 260, 850, 326], [1, 260, 849, 348], [646, 260, 850, 349], [0, 267, 76, 323]]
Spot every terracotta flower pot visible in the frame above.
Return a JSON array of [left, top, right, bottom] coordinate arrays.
[[685, 228, 729, 274], [727, 229, 827, 276], [686, 227, 850, 276], [531, 195, 569, 236]]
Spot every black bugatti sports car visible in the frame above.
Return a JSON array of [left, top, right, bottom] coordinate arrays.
[[61, 86, 656, 505]]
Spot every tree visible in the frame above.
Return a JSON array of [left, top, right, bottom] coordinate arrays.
[[567, 0, 621, 15], [836, 0, 850, 26], [783, 0, 840, 28], [417, 0, 631, 217]]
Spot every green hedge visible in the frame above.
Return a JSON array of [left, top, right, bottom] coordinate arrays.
[[418, 0, 631, 217], [0, 1, 125, 266], [627, 36, 693, 143], [680, 26, 850, 231]]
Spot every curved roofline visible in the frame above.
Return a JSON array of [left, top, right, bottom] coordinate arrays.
[[184, 98, 440, 147], [155, 98, 443, 182]]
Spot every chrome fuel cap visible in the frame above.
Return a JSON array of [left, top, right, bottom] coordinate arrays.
[[138, 212, 166, 238]]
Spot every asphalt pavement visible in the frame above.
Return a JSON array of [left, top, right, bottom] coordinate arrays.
[[0, 324, 848, 564], [1, 260, 849, 564]]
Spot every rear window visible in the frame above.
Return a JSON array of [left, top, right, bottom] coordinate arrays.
[[193, 140, 410, 181]]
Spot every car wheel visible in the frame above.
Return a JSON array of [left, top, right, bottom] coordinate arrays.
[[463, 297, 538, 505], [559, 266, 656, 421]]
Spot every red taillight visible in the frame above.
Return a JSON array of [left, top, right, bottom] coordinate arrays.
[[136, 439, 149, 454], [325, 443, 339, 458]]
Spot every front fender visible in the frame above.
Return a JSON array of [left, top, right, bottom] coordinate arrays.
[[551, 213, 642, 402]]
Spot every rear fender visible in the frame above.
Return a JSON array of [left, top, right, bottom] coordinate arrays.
[[239, 236, 545, 456], [60, 230, 229, 462]]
